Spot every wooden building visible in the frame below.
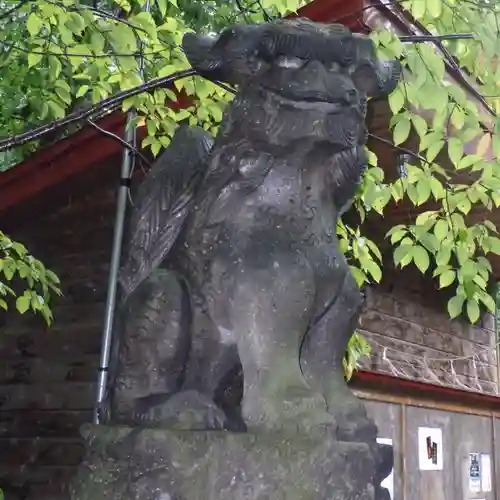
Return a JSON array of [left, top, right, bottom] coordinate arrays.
[[0, 1, 498, 499]]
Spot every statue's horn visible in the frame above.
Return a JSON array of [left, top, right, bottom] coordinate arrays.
[[182, 32, 225, 79]]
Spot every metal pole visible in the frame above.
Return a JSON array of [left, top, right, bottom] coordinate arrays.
[[93, 1, 151, 425]]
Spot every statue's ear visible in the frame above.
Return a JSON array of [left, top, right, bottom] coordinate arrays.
[[352, 59, 402, 98], [182, 30, 236, 82]]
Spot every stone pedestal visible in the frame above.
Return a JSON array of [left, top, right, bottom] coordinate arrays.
[[70, 424, 389, 500]]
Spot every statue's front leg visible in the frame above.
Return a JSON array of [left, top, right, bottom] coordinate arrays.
[[112, 269, 228, 430], [224, 245, 333, 432], [111, 269, 190, 424], [301, 270, 377, 442]]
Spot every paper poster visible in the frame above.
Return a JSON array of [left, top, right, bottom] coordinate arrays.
[[418, 427, 443, 470], [468, 453, 481, 493], [480, 454, 492, 492], [377, 437, 394, 500]]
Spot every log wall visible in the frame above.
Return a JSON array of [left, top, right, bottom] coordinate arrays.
[[0, 163, 119, 499], [360, 266, 498, 395]]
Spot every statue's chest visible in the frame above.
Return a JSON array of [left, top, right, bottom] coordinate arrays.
[[237, 161, 337, 239]]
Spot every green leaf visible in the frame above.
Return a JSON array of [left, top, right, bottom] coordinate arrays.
[[458, 155, 482, 170], [28, 52, 43, 68], [412, 245, 430, 273], [48, 56, 62, 79], [158, 17, 178, 32], [394, 243, 413, 267], [47, 100, 65, 119], [27, 13, 43, 36], [76, 85, 89, 98], [447, 294, 464, 319], [429, 177, 445, 200], [393, 116, 411, 145], [448, 138, 464, 167], [411, 0, 427, 18], [364, 259, 382, 283], [466, 299, 480, 324], [487, 236, 500, 255], [461, 260, 478, 280], [479, 292, 495, 313], [389, 229, 407, 244], [419, 44, 445, 81], [451, 107, 465, 130], [349, 266, 367, 287], [16, 295, 30, 314], [158, 0, 168, 16], [426, 0, 442, 17], [426, 140, 444, 163], [416, 178, 431, 205], [411, 115, 428, 139], [55, 87, 71, 105], [388, 87, 405, 114], [434, 219, 448, 240]]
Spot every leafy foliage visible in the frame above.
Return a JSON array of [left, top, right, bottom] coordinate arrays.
[[3, 0, 500, 373], [0, 231, 62, 324], [361, 0, 500, 325]]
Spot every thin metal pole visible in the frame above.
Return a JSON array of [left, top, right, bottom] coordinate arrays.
[[93, 1, 151, 425], [93, 124, 135, 424]]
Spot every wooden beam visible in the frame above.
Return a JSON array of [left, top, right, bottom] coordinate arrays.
[[351, 370, 500, 413]]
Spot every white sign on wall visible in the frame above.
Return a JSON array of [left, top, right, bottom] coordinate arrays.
[[468, 453, 481, 493], [418, 427, 443, 471]]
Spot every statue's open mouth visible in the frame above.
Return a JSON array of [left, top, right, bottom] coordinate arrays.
[[262, 86, 347, 112]]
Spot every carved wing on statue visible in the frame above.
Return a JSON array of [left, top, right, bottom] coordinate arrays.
[[119, 125, 214, 298]]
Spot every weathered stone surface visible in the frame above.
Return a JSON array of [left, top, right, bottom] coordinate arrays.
[[71, 424, 387, 500], [70, 18, 400, 500]]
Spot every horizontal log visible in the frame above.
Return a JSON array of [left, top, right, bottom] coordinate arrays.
[[360, 357, 498, 396], [0, 438, 84, 467], [360, 309, 495, 364], [365, 289, 494, 347], [0, 410, 92, 439], [0, 329, 102, 359], [360, 330, 497, 387], [1, 303, 105, 331], [0, 464, 76, 488], [0, 382, 95, 411], [0, 355, 98, 385]]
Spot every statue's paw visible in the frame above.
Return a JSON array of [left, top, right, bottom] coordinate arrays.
[[140, 390, 227, 430]]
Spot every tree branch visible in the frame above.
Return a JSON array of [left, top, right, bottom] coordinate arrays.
[[0, 69, 196, 152], [400, 33, 474, 42], [87, 119, 152, 169], [0, 69, 236, 153]]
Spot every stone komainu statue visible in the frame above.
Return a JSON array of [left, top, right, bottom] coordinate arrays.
[[109, 19, 400, 439]]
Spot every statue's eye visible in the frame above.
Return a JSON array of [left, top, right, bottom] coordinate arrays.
[[275, 55, 307, 69]]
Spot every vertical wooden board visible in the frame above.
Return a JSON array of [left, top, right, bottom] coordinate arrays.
[[451, 413, 494, 500], [405, 406, 454, 500], [494, 417, 500, 500], [364, 400, 403, 499]]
